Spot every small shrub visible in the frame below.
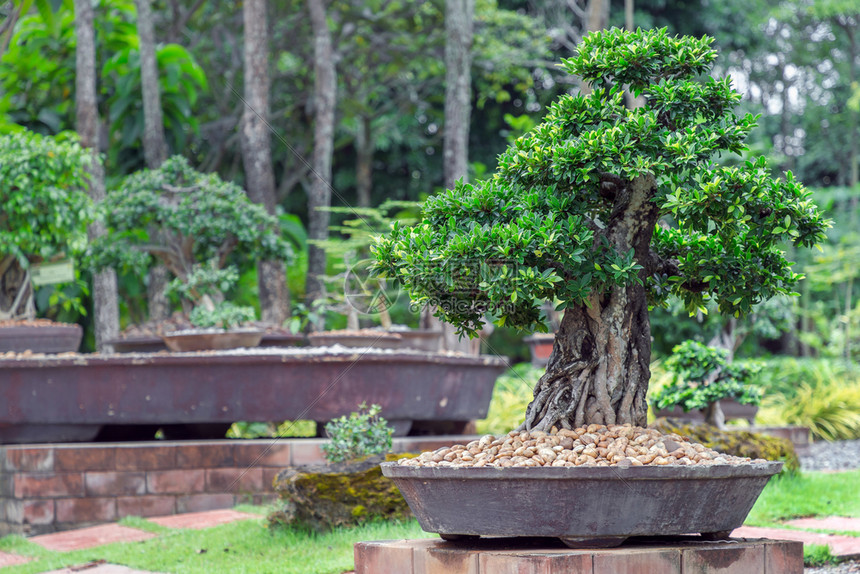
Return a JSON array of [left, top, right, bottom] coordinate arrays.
[[321, 403, 393, 463], [759, 379, 860, 441], [804, 544, 839, 567], [650, 340, 762, 413]]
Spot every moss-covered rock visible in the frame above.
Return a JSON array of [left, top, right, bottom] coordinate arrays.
[[650, 418, 800, 473], [268, 453, 415, 532]]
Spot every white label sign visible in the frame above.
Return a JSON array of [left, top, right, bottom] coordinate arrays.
[[31, 260, 75, 286]]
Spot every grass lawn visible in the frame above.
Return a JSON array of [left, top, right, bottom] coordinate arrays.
[[745, 470, 860, 528], [0, 513, 431, 574]]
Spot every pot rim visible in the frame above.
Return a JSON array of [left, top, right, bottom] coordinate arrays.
[[380, 460, 783, 480]]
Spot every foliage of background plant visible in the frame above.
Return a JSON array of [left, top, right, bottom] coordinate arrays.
[[476, 362, 542, 435], [88, 155, 292, 320], [321, 403, 393, 464], [650, 340, 763, 413]]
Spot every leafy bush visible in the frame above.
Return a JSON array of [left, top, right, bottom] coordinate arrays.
[[650, 340, 762, 413], [753, 357, 860, 441], [321, 403, 393, 464]]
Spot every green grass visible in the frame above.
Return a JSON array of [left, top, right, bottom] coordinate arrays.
[[0, 511, 431, 574], [745, 470, 860, 526], [804, 544, 840, 567]]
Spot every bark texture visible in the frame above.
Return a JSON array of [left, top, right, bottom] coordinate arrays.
[[241, 0, 289, 324], [136, 0, 171, 321], [0, 256, 34, 321], [443, 0, 475, 192], [75, 0, 119, 352], [521, 175, 659, 431], [305, 0, 336, 311]]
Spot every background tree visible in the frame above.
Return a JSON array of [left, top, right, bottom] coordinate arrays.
[[240, 0, 289, 325], [374, 28, 830, 430], [74, 0, 119, 352], [305, 0, 336, 312], [136, 0, 171, 321]]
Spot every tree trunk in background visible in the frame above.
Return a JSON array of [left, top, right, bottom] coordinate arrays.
[[355, 115, 373, 208], [75, 0, 119, 353], [586, 0, 609, 33], [136, 0, 171, 322], [520, 175, 658, 431], [305, 0, 336, 316], [431, 0, 476, 353], [241, 0, 289, 325]]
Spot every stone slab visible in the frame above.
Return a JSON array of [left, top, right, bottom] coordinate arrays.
[[0, 550, 33, 567], [147, 509, 259, 530], [783, 516, 860, 533], [30, 524, 156, 552], [355, 537, 804, 574], [44, 564, 166, 573], [734, 526, 860, 559]]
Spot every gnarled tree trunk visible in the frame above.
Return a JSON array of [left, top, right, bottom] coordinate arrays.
[[521, 175, 658, 431]]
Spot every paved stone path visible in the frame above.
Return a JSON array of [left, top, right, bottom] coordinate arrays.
[[734, 519, 860, 559]]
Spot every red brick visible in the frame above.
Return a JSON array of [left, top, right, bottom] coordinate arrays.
[[148, 509, 258, 529], [117, 495, 176, 519], [175, 493, 235, 513], [682, 543, 764, 574], [20, 500, 55, 525], [593, 548, 680, 574], [0, 550, 33, 568], [479, 551, 594, 574], [55, 497, 117, 524], [416, 545, 480, 574], [764, 540, 803, 574], [146, 469, 205, 495], [14, 473, 84, 498], [4, 447, 54, 471], [85, 471, 146, 496], [54, 446, 115, 471], [30, 524, 154, 552], [206, 467, 264, 493], [233, 441, 291, 467], [355, 540, 415, 574], [290, 441, 326, 465], [262, 468, 281, 491], [116, 445, 175, 471], [176, 443, 234, 468]]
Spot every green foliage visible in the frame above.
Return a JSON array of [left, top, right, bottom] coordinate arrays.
[[373, 28, 829, 336], [804, 544, 839, 567], [226, 420, 316, 439], [0, 130, 93, 263], [88, 156, 292, 318], [321, 403, 393, 464], [188, 302, 256, 330], [760, 379, 860, 442], [650, 340, 762, 413]]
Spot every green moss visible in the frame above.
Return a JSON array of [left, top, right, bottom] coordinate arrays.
[[651, 419, 800, 474], [269, 453, 417, 532]]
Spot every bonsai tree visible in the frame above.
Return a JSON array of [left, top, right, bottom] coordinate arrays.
[[89, 155, 292, 327], [373, 28, 829, 431], [650, 340, 762, 429], [0, 130, 93, 321]]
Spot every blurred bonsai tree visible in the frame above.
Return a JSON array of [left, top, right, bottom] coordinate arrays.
[[373, 28, 829, 431], [650, 340, 762, 429], [88, 155, 292, 328], [0, 130, 93, 321]]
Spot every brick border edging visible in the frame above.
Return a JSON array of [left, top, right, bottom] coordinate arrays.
[[0, 436, 473, 535]]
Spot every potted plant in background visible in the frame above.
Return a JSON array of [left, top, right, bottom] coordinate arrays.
[[650, 340, 763, 428], [371, 28, 829, 546], [0, 130, 93, 353], [88, 155, 295, 351]]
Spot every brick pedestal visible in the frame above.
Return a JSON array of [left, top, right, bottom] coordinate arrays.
[[0, 435, 466, 535], [355, 537, 803, 574]]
